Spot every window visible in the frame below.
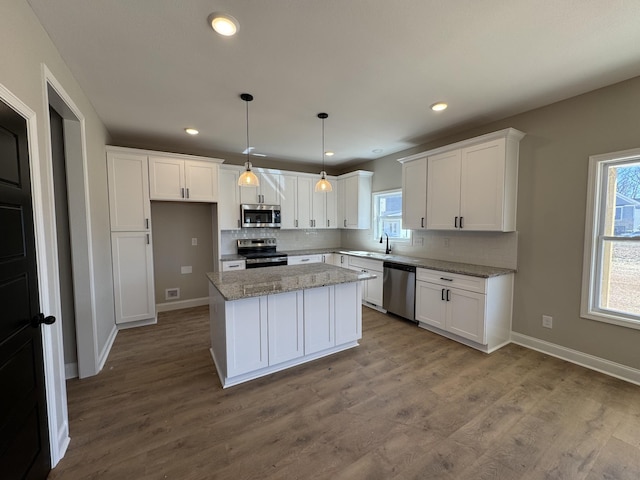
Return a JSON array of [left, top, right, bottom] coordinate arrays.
[[373, 189, 410, 241], [582, 148, 640, 329]]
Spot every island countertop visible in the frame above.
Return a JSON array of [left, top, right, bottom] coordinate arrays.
[[207, 263, 375, 301]]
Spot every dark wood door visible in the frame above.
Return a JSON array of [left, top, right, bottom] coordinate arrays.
[[0, 100, 52, 478]]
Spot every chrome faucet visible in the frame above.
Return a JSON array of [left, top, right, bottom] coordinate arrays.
[[379, 233, 391, 254]]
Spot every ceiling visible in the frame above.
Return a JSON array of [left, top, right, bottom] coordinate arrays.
[[27, 0, 640, 169]]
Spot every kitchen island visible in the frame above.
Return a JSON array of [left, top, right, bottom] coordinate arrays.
[[207, 263, 374, 388]]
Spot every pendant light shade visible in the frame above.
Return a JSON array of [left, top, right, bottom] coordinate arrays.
[[315, 112, 333, 193], [238, 93, 260, 187]]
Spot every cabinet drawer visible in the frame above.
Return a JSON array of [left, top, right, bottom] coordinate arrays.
[[221, 260, 246, 271], [416, 268, 486, 294], [288, 254, 323, 265], [348, 256, 382, 272]]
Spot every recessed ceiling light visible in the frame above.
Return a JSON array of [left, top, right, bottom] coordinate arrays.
[[252, 153, 267, 157], [208, 13, 239, 37], [184, 128, 199, 135], [325, 151, 335, 157], [372, 148, 383, 154], [431, 102, 448, 112]]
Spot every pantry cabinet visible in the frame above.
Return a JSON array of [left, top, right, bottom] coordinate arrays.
[[399, 128, 525, 232], [149, 156, 221, 202], [106, 151, 150, 232], [415, 267, 513, 353]]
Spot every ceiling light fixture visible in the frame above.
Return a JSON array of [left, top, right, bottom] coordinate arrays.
[[315, 113, 333, 193], [184, 128, 199, 135], [238, 93, 260, 187], [325, 151, 335, 157], [208, 13, 239, 37], [431, 102, 448, 112]]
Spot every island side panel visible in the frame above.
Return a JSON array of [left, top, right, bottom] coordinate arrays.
[[335, 281, 363, 344], [209, 283, 228, 381], [226, 296, 269, 378]]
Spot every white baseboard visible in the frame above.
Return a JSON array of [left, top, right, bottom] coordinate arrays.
[[156, 297, 209, 313], [97, 324, 118, 373], [511, 332, 640, 387], [64, 362, 78, 380]]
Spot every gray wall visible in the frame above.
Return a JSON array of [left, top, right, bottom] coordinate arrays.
[[351, 75, 640, 370], [151, 202, 214, 303]]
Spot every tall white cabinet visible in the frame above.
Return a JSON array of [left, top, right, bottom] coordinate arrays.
[[107, 150, 155, 325], [107, 147, 223, 327]]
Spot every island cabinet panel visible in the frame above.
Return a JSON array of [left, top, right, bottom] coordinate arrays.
[[226, 296, 268, 377], [335, 282, 362, 344], [304, 286, 335, 355], [267, 291, 304, 365]]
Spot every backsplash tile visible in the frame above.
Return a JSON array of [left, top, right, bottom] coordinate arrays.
[[220, 229, 342, 255]]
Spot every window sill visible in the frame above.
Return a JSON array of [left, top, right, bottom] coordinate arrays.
[[581, 309, 640, 331]]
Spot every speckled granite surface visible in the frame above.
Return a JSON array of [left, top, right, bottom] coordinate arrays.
[[220, 253, 245, 261], [208, 263, 375, 301], [282, 248, 515, 278]]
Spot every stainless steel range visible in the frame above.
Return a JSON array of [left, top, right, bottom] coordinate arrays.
[[237, 238, 288, 269]]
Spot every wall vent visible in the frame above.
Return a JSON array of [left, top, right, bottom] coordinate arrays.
[[165, 288, 180, 300]]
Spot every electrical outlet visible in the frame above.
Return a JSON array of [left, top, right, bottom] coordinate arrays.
[[191, 237, 198, 246], [181, 266, 192, 274], [542, 315, 553, 329]]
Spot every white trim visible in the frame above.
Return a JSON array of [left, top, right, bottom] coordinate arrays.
[[0, 81, 71, 466], [581, 148, 640, 330], [511, 332, 640, 387], [64, 363, 78, 380], [97, 324, 118, 371], [156, 297, 209, 312]]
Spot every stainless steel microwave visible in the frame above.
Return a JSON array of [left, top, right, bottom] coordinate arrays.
[[241, 204, 281, 228]]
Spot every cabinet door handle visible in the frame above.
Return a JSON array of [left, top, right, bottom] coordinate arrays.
[[181, 187, 185, 198], [186, 188, 190, 199], [295, 219, 298, 228], [237, 219, 241, 228], [344, 219, 347, 227], [421, 217, 424, 228], [310, 220, 313, 227], [441, 288, 445, 301], [460, 216, 464, 229], [340, 255, 344, 264], [146, 234, 150, 245], [446, 289, 451, 302], [454, 216, 458, 228], [327, 219, 330, 227], [145, 218, 149, 229]]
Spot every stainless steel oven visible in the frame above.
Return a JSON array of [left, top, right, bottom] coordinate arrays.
[[241, 204, 281, 228], [237, 238, 288, 269]]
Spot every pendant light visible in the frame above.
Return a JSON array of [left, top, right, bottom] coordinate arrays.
[[238, 93, 260, 187], [314, 112, 333, 192]]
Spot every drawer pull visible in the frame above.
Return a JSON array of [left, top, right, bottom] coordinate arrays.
[[301, 259, 309, 262], [440, 277, 453, 282]]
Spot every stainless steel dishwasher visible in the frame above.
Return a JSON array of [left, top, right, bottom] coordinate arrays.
[[383, 261, 416, 321]]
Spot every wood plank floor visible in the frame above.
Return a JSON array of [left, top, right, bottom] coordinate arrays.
[[49, 306, 640, 479]]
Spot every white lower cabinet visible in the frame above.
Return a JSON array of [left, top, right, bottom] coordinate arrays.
[[111, 231, 155, 325], [415, 268, 513, 353], [220, 259, 246, 272], [288, 254, 323, 265], [209, 281, 363, 387], [225, 296, 269, 377], [267, 291, 304, 365], [304, 286, 335, 355], [348, 256, 383, 307]]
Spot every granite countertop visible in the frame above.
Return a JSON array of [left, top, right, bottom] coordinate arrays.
[[207, 263, 375, 301], [220, 253, 245, 261]]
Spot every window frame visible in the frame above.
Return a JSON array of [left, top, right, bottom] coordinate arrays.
[[371, 188, 411, 243], [581, 147, 640, 330]]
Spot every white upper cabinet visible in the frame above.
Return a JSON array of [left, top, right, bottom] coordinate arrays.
[[106, 151, 150, 231], [337, 171, 373, 229], [400, 128, 525, 232], [218, 166, 242, 230], [148, 154, 221, 202], [239, 171, 281, 205], [279, 174, 298, 229], [401, 157, 428, 230], [324, 178, 338, 229]]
